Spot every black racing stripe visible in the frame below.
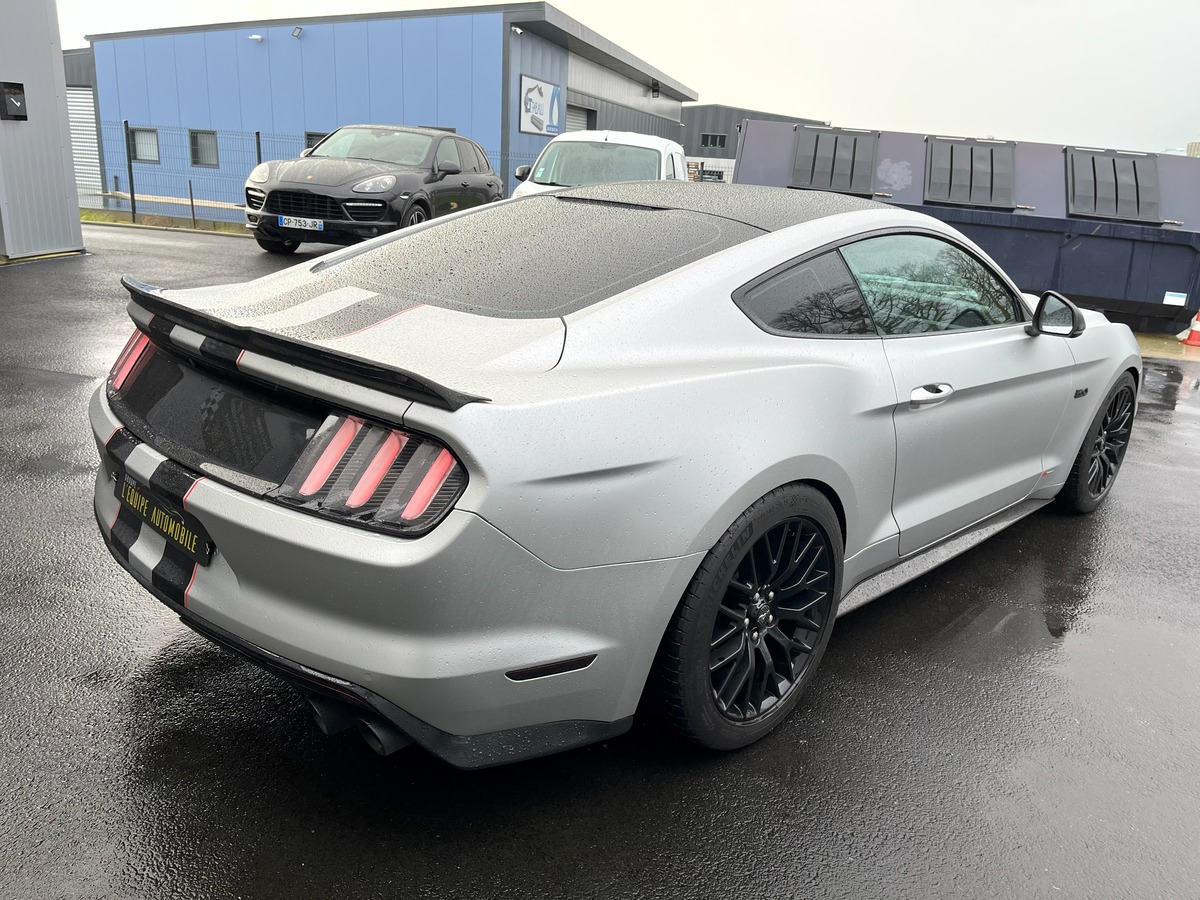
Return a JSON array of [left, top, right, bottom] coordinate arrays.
[[110, 504, 142, 562], [105, 428, 139, 465], [271, 297, 425, 343], [198, 336, 242, 370], [151, 542, 195, 607], [148, 459, 199, 508], [144, 316, 174, 345]]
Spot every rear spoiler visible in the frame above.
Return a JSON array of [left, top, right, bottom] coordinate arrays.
[[120, 276, 487, 412]]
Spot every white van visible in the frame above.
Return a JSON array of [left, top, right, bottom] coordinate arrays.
[[511, 131, 688, 198]]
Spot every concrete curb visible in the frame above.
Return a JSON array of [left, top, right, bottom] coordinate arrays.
[[80, 219, 252, 238]]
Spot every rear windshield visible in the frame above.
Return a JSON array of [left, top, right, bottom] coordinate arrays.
[[311, 128, 432, 166], [532, 142, 661, 187], [291, 196, 762, 322]]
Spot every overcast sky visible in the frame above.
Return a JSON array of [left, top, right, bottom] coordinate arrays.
[[55, 0, 1200, 153]]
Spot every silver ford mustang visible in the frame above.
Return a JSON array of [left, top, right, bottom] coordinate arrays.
[[90, 182, 1141, 767]]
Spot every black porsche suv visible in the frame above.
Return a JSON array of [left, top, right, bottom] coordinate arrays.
[[244, 125, 503, 253]]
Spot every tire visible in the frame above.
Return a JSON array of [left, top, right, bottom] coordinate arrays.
[[256, 236, 299, 255], [402, 204, 429, 227], [655, 484, 844, 750], [1055, 371, 1136, 514]]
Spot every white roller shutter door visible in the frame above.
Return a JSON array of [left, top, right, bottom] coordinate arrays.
[[565, 105, 590, 132], [67, 87, 102, 198]]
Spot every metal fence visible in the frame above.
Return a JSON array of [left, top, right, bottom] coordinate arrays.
[[76, 122, 714, 225]]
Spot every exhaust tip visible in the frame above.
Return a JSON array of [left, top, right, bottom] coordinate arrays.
[[357, 718, 413, 756]]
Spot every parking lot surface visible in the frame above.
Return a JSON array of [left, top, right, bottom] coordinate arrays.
[[1, 225, 1198, 900]]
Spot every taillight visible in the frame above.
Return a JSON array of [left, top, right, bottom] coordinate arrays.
[[109, 329, 153, 391], [275, 414, 466, 536]]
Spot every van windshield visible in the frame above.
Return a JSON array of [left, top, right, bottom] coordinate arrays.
[[531, 141, 661, 187]]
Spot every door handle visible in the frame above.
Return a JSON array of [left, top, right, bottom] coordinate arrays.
[[461, 181, 470, 187], [909, 383, 954, 407]]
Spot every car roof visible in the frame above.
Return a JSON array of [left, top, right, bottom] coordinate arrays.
[[336, 124, 464, 140], [542, 130, 683, 153], [555, 181, 890, 232]]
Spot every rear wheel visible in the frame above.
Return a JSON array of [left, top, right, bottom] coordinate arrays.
[[1056, 371, 1136, 514], [655, 484, 843, 750], [255, 236, 299, 255]]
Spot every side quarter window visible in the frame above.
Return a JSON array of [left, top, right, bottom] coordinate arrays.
[[839, 234, 1019, 335], [737, 251, 877, 336]]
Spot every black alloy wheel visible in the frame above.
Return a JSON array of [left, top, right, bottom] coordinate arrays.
[[655, 483, 843, 751], [1057, 371, 1137, 514], [709, 517, 834, 721], [403, 205, 428, 227], [1086, 383, 1135, 497]]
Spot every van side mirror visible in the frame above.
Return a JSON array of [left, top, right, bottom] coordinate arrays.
[[1026, 290, 1085, 337], [515, 165, 531, 182]]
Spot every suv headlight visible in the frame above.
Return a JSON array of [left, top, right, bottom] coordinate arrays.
[[352, 175, 397, 193], [248, 163, 270, 184]]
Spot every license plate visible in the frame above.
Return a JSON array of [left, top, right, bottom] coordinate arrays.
[[278, 215, 323, 231], [117, 472, 214, 566]]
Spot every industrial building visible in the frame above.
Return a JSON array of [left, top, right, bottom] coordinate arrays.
[[0, 0, 83, 261], [681, 103, 824, 180], [71, 3, 694, 222]]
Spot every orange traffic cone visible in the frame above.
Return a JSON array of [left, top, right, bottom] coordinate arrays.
[[1182, 312, 1200, 347]]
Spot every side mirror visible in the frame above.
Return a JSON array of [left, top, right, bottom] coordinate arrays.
[[514, 165, 531, 182], [1026, 290, 1085, 337], [299, 147, 314, 158], [436, 161, 461, 180]]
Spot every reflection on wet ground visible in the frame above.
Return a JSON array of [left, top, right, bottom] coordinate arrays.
[[1, 228, 1199, 899]]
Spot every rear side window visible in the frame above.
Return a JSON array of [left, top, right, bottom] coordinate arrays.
[[737, 251, 876, 336], [840, 234, 1018, 335]]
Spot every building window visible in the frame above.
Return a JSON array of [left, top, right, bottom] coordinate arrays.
[[304, 131, 329, 150], [925, 137, 1016, 209], [700, 133, 727, 150], [129, 128, 159, 163], [189, 130, 218, 168]]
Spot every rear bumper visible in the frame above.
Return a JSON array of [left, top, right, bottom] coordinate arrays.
[[89, 385, 701, 764]]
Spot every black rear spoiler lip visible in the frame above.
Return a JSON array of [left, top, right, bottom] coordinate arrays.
[[120, 276, 488, 412]]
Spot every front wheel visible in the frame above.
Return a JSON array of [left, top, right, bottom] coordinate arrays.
[[655, 484, 843, 750], [402, 205, 428, 227], [1055, 372, 1136, 514]]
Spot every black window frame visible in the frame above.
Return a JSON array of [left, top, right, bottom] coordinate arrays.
[[700, 133, 727, 150], [924, 136, 1016, 210], [128, 127, 159, 164], [732, 247, 879, 340], [471, 143, 493, 174], [188, 129, 219, 169], [836, 229, 1026, 337]]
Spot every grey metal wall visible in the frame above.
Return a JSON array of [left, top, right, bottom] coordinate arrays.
[[62, 47, 96, 88], [683, 105, 824, 159], [0, 0, 83, 260], [565, 90, 681, 142], [566, 54, 683, 123]]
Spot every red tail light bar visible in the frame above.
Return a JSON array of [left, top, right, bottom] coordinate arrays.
[[276, 414, 466, 536], [110, 330, 153, 390]]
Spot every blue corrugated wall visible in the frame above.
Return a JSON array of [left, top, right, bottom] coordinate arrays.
[[92, 13, 504, 214]]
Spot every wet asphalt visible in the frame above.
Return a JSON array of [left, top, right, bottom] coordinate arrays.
[[1, 225, 1198, 900]]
